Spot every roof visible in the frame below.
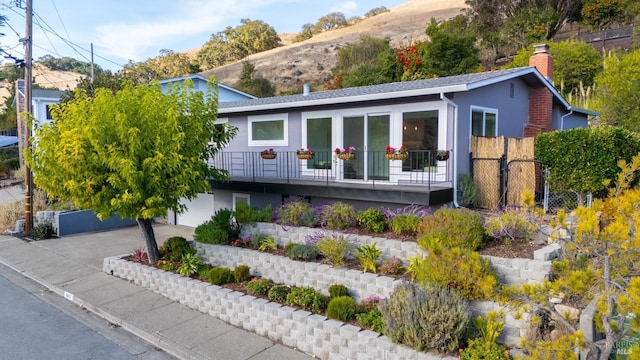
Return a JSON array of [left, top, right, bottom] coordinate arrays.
[[218, 66, 593, 116], [158, 74, 256, 99], [32, 89, 65, 100]]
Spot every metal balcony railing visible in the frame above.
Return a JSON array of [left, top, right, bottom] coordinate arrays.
[[209, 150, 452, 187]]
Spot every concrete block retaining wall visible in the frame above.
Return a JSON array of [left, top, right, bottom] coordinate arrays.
[[240, 222, 556, 286], [102, 256, 457, 360], [196, 243, 404, 302]]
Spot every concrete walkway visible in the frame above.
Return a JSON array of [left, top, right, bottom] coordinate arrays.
[[0, 225, 312, 360]]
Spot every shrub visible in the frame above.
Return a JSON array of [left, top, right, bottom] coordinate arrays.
[[328, 284, 349, 299], [206, 267, 233, 285], [418, 207, 485, 250], [356, 208, 386, 233], [285, 286, 327, 313], [327, 296, 357, 322], [267, 285, 292, 303], [248, 232, 267, 248], [380, 204, 430, 219], [413, 246, 498, 300], [177, 253, 204, 277], [315, 233, 354, 268], [461, 311, 511, 360], [379, 257, 405, 276], [257, 235, 277, 251], [381, 282, 468, 352], [458, 173, 479, 208], [162, 236, 194, 262], [286, 244, 318, 261], [234, 203, 273, 224], [356, 296, 384, 333], [353, 242, 381, 273], [485, 210, 537, 244], [130, 247, 147, 263], [157, 259, 177, 272], [194, 223, 230, 244], [319, 202, 357, 230], [246, 278, 273, 296], [388, 214, 421, 235], [211, 208, 239, 236], [233, 265, 251, 283], [29, 221, 57, 240], [277, 199, 316, 227]]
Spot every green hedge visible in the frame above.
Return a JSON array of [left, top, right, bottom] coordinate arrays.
[[535, 126, 640, 196]]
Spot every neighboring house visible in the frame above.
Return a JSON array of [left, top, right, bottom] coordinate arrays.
[[14, 79, 66, 165], [169, 44, 599, 227], [159, 75, 256, 227]]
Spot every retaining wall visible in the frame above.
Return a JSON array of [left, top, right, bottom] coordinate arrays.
[[240, 222, 557, 286], [103, 256, 457, 360]]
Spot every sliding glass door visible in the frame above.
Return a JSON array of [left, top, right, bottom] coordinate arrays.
[[342, 114, 389, 181]]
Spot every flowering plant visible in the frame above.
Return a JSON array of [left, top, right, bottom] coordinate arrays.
[[261, 148, 276, 155], [334, 146, 356, 154], [437, 149, 450, 157], [385, 145, 408, 155], [296, 148, 314, 155]]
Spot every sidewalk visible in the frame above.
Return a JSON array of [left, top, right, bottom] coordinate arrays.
[[0, 224, 312, 360]]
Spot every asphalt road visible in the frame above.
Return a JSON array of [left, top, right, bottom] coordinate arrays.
[[0, 263, 175, 360]]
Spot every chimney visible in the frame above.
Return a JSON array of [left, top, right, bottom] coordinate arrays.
[[524, 44, 553, 137], [303, 83, 310, 96]]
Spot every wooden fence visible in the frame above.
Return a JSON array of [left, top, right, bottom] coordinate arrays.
[[471, 136, 536, 209]]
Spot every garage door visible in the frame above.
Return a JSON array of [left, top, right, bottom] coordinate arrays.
[[176, 192, 214, 227]]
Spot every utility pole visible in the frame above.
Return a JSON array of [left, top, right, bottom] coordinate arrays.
[[24, 0, 33, 234]]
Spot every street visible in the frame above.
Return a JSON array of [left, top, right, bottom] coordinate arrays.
[[0, 263, 175, 360]]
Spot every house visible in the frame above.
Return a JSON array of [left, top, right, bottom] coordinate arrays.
[[169, 46, 596, 227], [159, 75, 256, 227], [14, 79, 66, 165]]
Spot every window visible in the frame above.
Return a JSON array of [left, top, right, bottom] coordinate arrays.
[[305, 117, 332, 170], [471, 107, 497, 137], [232, 193, 250, 210], [210, 118, 229, 145], [45, 105, 54, 120], [402, 110, 438, 171], [248, 114, 288, 146]]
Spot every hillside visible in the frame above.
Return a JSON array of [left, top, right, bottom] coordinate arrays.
[[26, 0, 467, 94], [199, 0, 467, 92]]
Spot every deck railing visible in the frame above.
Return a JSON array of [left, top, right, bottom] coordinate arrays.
[[210, 150, 452, 187]]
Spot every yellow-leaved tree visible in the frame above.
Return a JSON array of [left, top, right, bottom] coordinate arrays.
[[509, 154, 640, 359], [26, 78, 236, 264]]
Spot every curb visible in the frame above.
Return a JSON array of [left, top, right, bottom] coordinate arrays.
[[0, 256, 203, 360]]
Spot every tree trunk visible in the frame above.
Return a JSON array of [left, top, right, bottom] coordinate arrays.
[[137, 218, 159, 264]]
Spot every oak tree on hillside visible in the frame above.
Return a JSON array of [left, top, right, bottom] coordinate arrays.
[[26, 79, 237, 263]]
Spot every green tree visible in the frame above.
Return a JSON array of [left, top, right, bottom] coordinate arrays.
[[508, 156, 640, 359], [26, 79, 237, 263], [329, 35, 401, 88], [504, 40, 602, 98], [590, 49, 640, 132], [293, 23, 314, 43], [364, 6, 389, 18], [422, 17, 481, 77], [581, 0, 629, 29], [197, 19, 280, 70], [233, 61, 275, 97], [314, 12, 347, 33], [119, 49, 197, 84]]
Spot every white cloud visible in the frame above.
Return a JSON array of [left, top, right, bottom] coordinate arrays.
[[330, 1, 358, 16]]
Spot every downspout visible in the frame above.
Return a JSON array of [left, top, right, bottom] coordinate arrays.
[[440, 93, 460, 208], [560, 109, 573, 130]]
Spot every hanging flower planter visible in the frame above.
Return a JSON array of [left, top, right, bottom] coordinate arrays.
[[296, 148, 314, 160], [261, 148, 276, 159], [386, 153, 408, 161], [436, 150, 450, 161], [385, 145, 408, 161], [337, 153, 355, 160]]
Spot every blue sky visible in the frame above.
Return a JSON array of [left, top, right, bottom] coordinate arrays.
[[0, 0, 407, 72]]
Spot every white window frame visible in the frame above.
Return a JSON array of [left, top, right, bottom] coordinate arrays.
[[470, 106, 498, 137], [232, 193, 250, 211], [248, 113, 288, 147]]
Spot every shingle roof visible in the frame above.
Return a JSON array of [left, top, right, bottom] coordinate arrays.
[[218, 67, 554, 114], [32, 89, 65, 100]]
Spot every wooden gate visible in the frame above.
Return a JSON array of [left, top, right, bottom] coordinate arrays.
[[471, 136, 536, 209]]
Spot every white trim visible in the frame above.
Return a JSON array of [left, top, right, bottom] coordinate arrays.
[[248, 113, 289, 147], [232, 193, 250, 210], [470, 106, 498, 137]]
